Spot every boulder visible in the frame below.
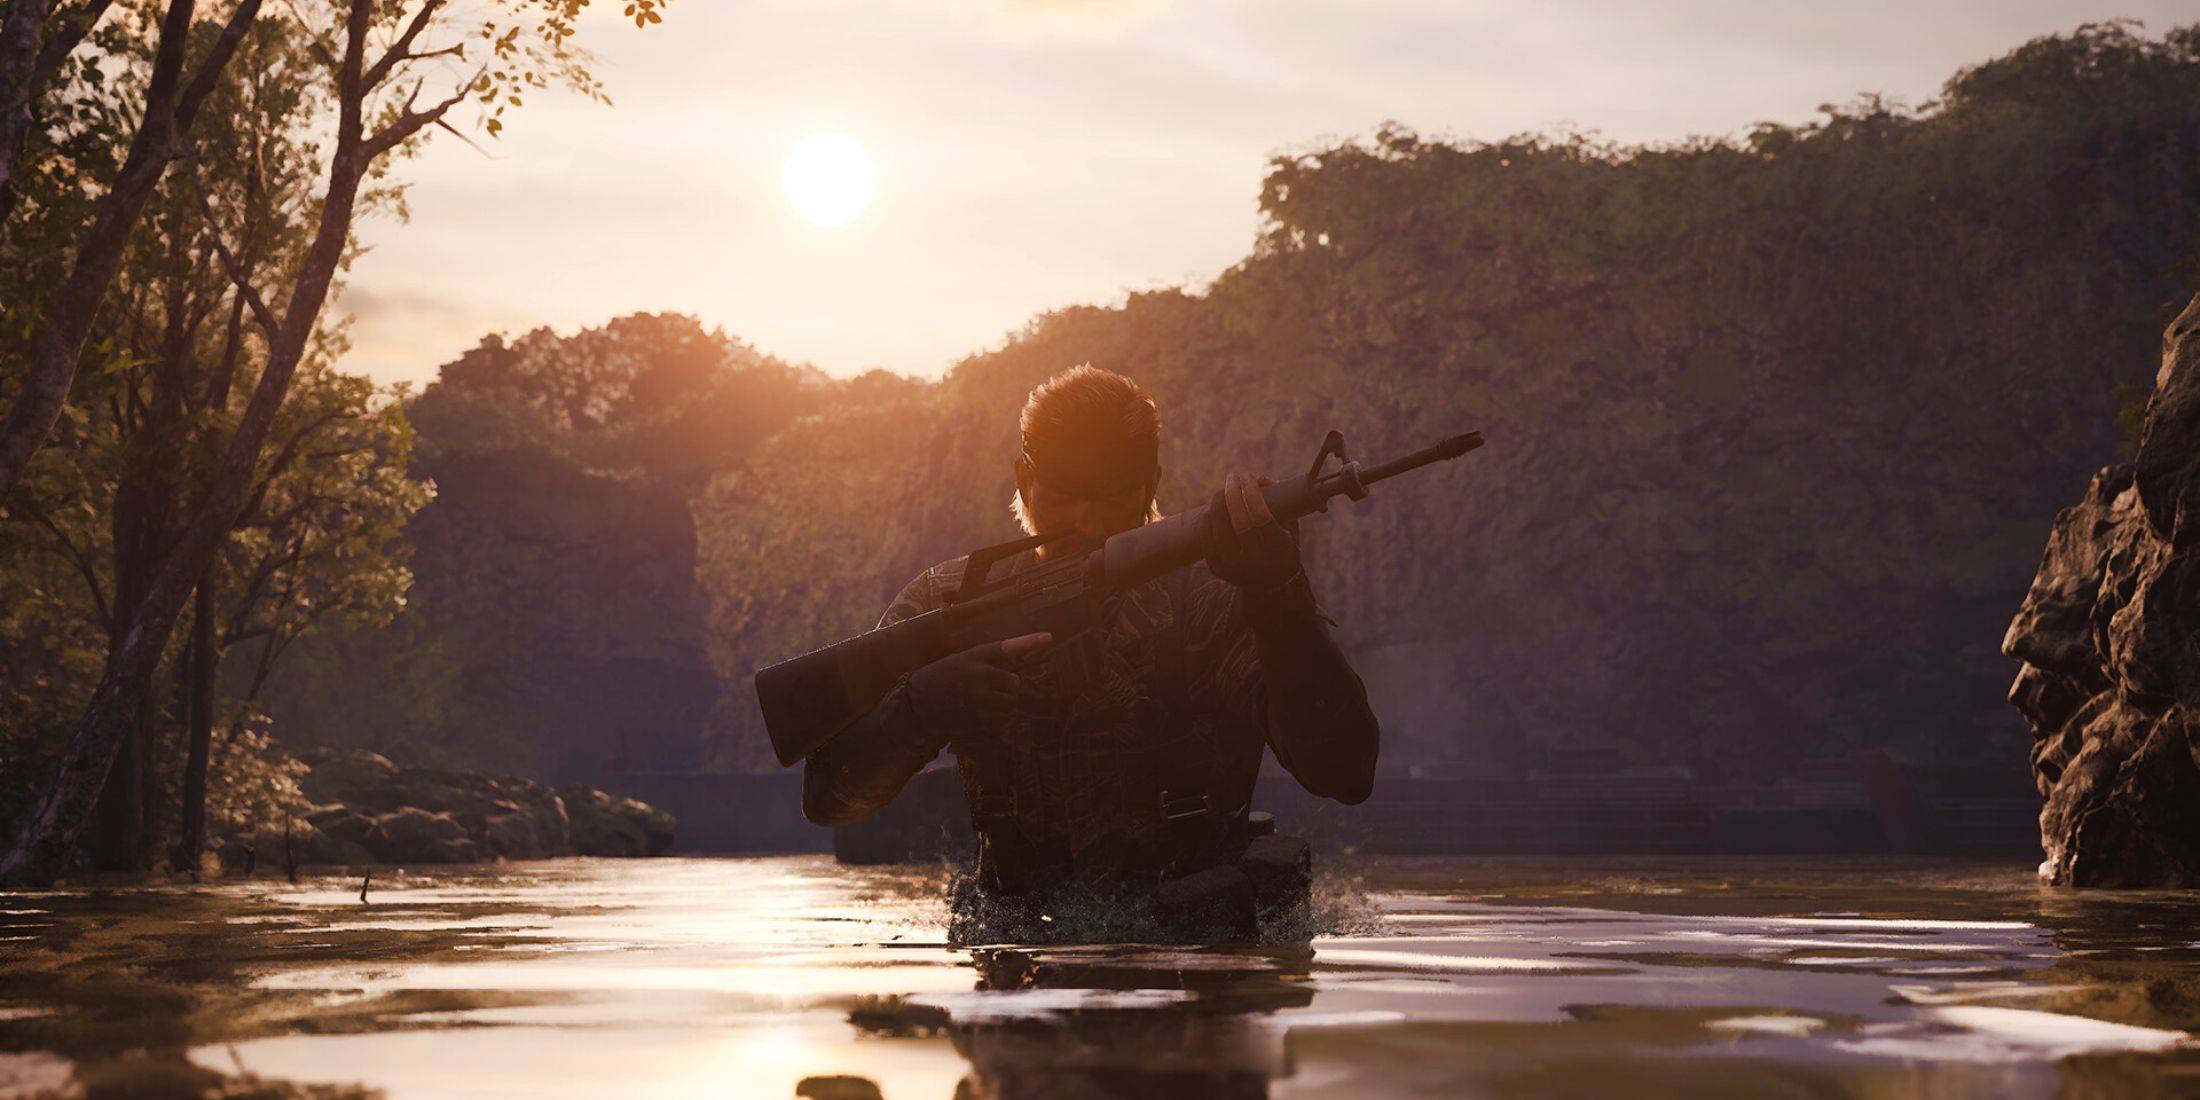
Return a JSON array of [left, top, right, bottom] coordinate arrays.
[[305, 805, 376, 849], [481, 811, 550, 860], [364, 808, 480, 864], [2005, 295, 2200, 886], [288, 749, 669, 864], [559, 786, 676, 857], [298, 749, 402, 809]]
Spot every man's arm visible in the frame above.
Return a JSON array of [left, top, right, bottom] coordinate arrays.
[[1191, 569, 1381, 804], [1197, 472, 1381, 804], [1243, 572, 1380, 803]]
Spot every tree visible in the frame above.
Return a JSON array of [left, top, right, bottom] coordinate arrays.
[[0, 0, 262, 495], [257, 313, 818, 782], [0, 0, 669, 886], [0, 0, 113, 219]]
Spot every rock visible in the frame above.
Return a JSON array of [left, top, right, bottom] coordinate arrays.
[[364, 808, 480, 864], [288, 749, 669, 864], [288, 821, 377, 867], [513, 783, 573, 856], [558, 786, 676, 857], [298, 749, 401, 809], [305, 805, 376, 849], [795, 1077, 885, 1100], [2005, 295, 2200, 887], [481, 811, 549, 860]]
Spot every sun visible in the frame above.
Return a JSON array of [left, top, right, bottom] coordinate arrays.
[[782, 133, 875, 228]]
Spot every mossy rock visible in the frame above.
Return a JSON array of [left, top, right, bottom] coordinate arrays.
[[557, 787, 675, 857], [481, 810, 551, 860], [297, 749, 401, 809], [363, 807, 479, 864]]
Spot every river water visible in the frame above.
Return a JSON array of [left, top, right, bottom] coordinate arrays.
[[2, 855, 2198, 1098]]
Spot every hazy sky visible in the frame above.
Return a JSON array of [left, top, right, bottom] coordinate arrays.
[[337, 1, 2194, 388]]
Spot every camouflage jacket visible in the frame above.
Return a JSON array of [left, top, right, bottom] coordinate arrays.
[[803, 543, 1379, 895]]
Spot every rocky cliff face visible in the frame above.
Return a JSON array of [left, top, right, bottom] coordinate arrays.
[[2005, 295, 2200, 887]]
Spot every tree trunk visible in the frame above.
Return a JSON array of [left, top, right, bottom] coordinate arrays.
[[0, 3, 363, 886], [136, 683, 161, 867], [0, 0, 112, 226], [0, 0, 53, 206], [89, 715, 143, 872], [175, 571, 215, 875], [0, 0, 259, 496]]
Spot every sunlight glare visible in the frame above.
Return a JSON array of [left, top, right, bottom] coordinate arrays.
[[782, 134, 875, 228]]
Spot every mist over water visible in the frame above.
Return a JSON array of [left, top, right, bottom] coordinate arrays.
[[3, 855, 2199, 1097]]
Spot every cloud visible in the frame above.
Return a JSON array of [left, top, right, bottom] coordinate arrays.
[[767, 0, 1177, 41], [333, 284, 534, 388], [1000, 0, 1177, 37]]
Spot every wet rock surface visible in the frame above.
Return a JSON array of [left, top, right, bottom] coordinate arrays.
[[2005, 295, 2200, 887], [235, 749, 677, 866]]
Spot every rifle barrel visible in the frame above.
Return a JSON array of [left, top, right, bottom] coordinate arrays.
[[1358, 431, 1485, 486]]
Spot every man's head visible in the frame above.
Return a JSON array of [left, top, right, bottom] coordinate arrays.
[[1012, 365, 1163, 545]]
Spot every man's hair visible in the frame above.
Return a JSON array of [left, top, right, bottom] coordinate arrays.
[[1011, 364, 1163, 533]]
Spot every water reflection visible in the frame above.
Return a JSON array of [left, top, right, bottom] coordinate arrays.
[[846, 945, 1315, 1098], [1, 856, 2198, 1098]]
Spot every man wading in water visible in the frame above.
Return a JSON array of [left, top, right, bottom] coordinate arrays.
[[800, 366, 1381, 940]]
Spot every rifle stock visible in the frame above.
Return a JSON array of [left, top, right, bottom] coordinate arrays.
[[756, 609, 954, 768]]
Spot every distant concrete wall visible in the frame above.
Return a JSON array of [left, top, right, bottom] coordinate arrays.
[[601, 764, 2040, 860], [601, 771, 829, 854]]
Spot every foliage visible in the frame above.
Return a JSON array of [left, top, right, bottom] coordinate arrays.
[[0, 6, 428, 860], [256, 313, 824, 781], [200, 710, 311, 837]]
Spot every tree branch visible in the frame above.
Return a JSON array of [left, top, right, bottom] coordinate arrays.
[[360, 67, 476, 161], [361, 0, 444, 90], [11, 495, 112, 624], [0, 0, 59, 208], [235, 408, 348, 522], [0, 0, 256, 496], [195, 191, 281, 336], [30, 0, 113, 87], [174, 0, 263, 134]]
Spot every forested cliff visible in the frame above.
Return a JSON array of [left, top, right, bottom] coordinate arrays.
[[256, 23, 2200, 796], [690, 24, 2200, 781]]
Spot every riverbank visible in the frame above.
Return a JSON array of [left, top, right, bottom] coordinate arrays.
[[212, 750, 677, 875]]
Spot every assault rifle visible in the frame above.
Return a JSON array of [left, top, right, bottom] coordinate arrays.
[[757, 428, 1484, 767]]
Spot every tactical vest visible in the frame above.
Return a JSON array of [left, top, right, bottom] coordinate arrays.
[[946, 554, 1258, 898]]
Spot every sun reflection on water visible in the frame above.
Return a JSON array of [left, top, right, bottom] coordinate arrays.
[[1, 855, 2197, 1097]]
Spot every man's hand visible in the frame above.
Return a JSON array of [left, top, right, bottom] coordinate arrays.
[[904, 632, 1051, 749], [1205, 472, 1304, 591]]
